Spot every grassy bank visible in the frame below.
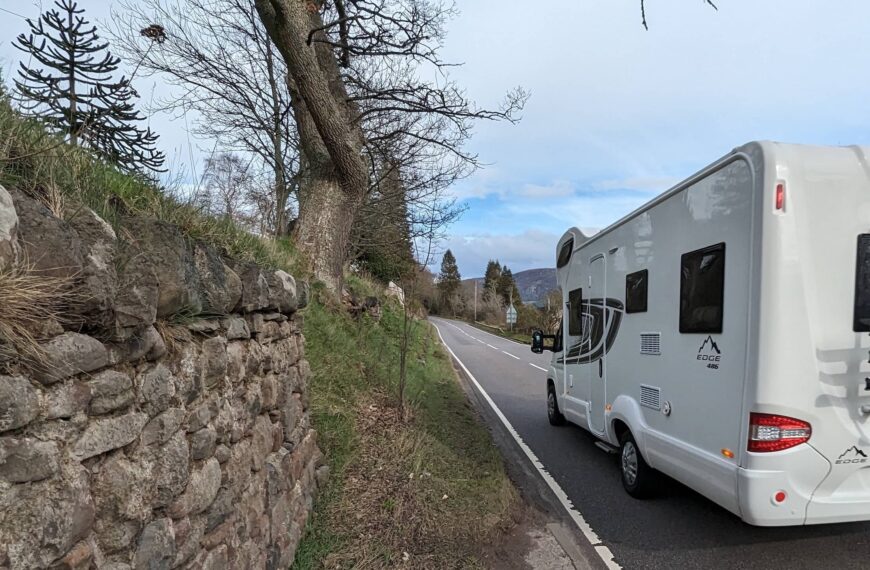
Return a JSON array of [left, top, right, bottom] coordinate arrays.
[[294, 285, 520, 568]]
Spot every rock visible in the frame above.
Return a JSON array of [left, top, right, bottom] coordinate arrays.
[[186, 319, 220, 334], [0, 184, 19, 271], [186, 400, 214, 433], [66, 207, 118, 332], [33, 332, 109, 385], [106, 325, 166, 365], [251, 416, 273, 472], [87, 370, 134, 415], [9, 188, 84, 281], [92, 455, 154, 522], [56, 539, 93, 570], [122, 217, 202, 318], [315, 465, 330, 489], [200, 337, 227, 388], [140, 408, 185, 446], [267, 270, 298, 314], [137, 363, 176, 416], [194, 243, 242, 315], [0, 463, 94, 569], [222, 317, 250, 340], [134, 518, 175, 570], [150, 431, 190, 508], [199, 544, 228, 570], [0, 375, 39, 432], [260, 375, 278, 410], [0, 437, 59, 483], [45, 381, 92, 419], [231, 262, 270, 313], [189, 427, 217, 461], [214, 444, 231, 464], [172, 520, 203, 568], [95, 518, 141, 555], [113, 254, 159, 336], [167, 457, 221, 518], [72, 411, 148, 460]]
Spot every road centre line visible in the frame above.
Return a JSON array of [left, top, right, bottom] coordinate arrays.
[[432, 322, 620, 570], [502, 350, 521, 360], [530, 363, 547, 371], [486, 344, 498, 349]]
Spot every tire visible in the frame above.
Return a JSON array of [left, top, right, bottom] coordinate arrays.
[[547, 383, 566, 426], [619, 430, 657, 498]]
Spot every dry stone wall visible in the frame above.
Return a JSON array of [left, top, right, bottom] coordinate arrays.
[[0, 185, 325, 569]]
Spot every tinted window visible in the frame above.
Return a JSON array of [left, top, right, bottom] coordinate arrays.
[[568, 288, 583, 335], [854, 234, 870, 331], [554, 320, 564, 352], [557, 238, 574, 269], [680, 243, 725, 333], [625, 269, 648, 314]]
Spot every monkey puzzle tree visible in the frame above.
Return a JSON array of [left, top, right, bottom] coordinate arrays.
[[13, 0, 164, 173]]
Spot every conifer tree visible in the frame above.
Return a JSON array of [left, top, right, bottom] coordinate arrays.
[[438, 250, 462, 312], [499, 266, 522, 306], [13, 0, 164, 173], [483, 260, 502, 295]]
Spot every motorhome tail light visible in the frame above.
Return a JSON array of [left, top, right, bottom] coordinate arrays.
[[748, 413, 811, 452], [775, 183, 785, 211]]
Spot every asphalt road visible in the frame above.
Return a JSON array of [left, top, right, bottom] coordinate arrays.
[[430, 317, 870, 570]]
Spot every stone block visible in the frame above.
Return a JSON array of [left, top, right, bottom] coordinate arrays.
[[222, 317, 250, 340], [168, 458, 221, 519], [0, 463, 94, 569], [72, 411, 148, 461], [134, 518, 175, 570], [10, 187, 83, 281], [0, 437, 59, 483], [194, 242, 242, 315], [106, 325, 165, 365], [231, 262, 270, 313], [33, 332, 108, 385], [87, 370, 134, 415], [45, 381, 92, 419], [0, 375, 39, 432], [0, 184, 19, 271], [141, 408, 185, 446], [201, 337, 227, 388], [189, 427, 217, 461], [137, 363, 176, 416]]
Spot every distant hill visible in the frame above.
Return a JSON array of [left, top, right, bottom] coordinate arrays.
[[461, 267, 557, 306]]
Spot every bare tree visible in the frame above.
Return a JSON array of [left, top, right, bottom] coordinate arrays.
[[255, 0, 526, 292], [111, 0, 298, 234], [196, 153, 255, 222]]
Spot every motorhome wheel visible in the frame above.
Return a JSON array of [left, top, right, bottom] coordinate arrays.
[[619, 431, 657, 498]]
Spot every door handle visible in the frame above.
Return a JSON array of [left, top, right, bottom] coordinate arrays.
[[598, 359, 603, 378]]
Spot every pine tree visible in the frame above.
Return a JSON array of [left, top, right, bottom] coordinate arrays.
[[483, 260, 502, 295], [438, 250, 462, 312], [13, 0, 164, 173], [499, 266, 522, 306]]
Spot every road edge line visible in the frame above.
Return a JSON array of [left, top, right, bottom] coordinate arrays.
[[431, 321, 621, 570]]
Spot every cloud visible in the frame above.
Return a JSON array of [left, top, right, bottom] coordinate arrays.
[[595, 175, 682, 193], [518, 180, 575, 199]]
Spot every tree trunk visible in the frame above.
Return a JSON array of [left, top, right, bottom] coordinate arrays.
[[256, 0, 370, 293]]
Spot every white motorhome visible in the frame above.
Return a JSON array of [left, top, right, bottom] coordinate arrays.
[[531, 141, 870, 526]]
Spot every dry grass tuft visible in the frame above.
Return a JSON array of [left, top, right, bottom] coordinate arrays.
[[154, 319, 194, 354], [0, 262, 74, 365]]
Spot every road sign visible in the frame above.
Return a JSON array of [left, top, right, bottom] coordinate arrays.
[[506, 304, 517, 325]]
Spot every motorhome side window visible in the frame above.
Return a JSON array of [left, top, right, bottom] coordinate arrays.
[[568, 288, 583, 335], [625, 269, 648, 313], [557, 238, 574, 269], [679, 243, 726, 333]]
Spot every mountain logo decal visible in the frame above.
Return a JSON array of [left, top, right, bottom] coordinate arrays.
[[835, 445, 867, 465], [698, 336, 721, 354], [697, 336, 722, 369], [836, 446, 869, 464]]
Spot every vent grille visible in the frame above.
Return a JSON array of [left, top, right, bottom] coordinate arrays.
[[640, 332, 661, 355], [640, 385, 661, 411]]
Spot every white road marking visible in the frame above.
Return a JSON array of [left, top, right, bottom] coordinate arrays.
[[530, 363, 547, 371], [486, 344, 498, 350], [432, 321, 621, 570], [476, 339, 485, 344], [502, 350, 520, 360]]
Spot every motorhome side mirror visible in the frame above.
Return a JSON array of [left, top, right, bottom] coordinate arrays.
[[531, 330, 545, 354]]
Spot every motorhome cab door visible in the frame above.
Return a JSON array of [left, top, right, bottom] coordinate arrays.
[[588, 254, 606, 434]]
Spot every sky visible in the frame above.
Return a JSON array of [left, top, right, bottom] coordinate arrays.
[[4, 1, 870, 277]]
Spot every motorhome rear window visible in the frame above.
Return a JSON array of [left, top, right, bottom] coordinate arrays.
[[568, 288, 583, 335], [625, 269, 648, 313], [557, 238, 574, 269], [679, 243, 725, 333], [854, 234, 870, 331]]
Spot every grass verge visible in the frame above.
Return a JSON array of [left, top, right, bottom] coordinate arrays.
[[467, 321, 532, 345], [294, 285, 520, 569]]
